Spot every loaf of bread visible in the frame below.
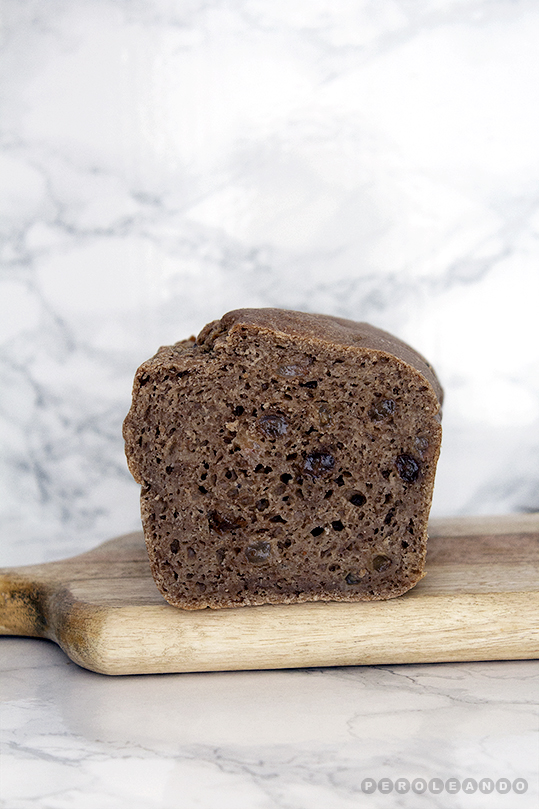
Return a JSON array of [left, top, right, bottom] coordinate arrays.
[[123, 308, 443, 609]]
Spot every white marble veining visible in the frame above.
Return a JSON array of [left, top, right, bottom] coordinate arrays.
[[1, 2, 538, 807], [1, 638, 537, 809], [1, 0, 538, 566]]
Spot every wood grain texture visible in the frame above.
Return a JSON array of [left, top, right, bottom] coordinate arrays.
[[1, 515, 538, 675]]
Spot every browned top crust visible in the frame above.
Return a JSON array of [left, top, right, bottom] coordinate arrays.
[[195, 309, 444, 405]]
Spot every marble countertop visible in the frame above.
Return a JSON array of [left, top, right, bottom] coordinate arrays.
[[2, 637, 537, 809]]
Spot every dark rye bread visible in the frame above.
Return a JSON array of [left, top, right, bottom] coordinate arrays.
[[123, 308, 443, 609]]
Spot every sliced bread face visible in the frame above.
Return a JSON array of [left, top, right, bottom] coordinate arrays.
[[123, 309, 443, 609]]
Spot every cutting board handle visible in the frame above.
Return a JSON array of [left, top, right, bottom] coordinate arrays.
[[0, 531, 146, 639], [0, 572, 48, 638]]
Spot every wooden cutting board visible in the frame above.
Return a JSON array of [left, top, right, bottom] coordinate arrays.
[[1, 514, 537, 675]]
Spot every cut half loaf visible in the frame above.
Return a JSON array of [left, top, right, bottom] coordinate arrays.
[[123, 308, 443, 609]]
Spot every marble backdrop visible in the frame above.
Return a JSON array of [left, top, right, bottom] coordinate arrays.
[[1, 0, 538, 565]]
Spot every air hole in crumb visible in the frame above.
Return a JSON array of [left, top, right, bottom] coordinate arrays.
[[372, 554, 392, 572], [310, 526, 324, 537], [335, 474, 345, 486], [384, 507, 396, 525], [401, 540, 409, 549], [199, 485, 208, 494], [270, 514, 287, 523], [280, 473, 292, 484], [324, 489, 333, 499], [170, 539, 179, 553], [349, 491, 366, 507], [256, 498, 269, 511], [331, 520, 344, 531], [254, 464, 273, 474]]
